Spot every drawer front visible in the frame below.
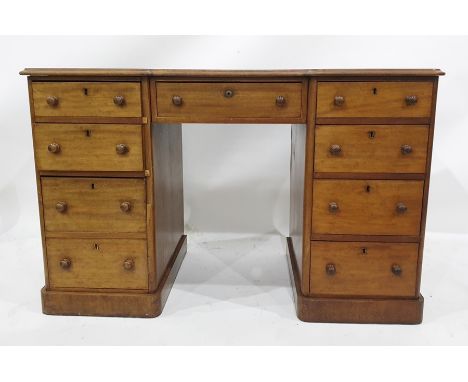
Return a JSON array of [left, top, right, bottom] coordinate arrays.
[[310, 241, 419, 297], [46, 238, 148, 290], [314, 125, 429, 173], [33, 124, 144, 171], [42, 177, 146, 233], [317, 81, 433, 118], [312, 180, 424, 236], [32, 82, 142, 118], [155, 82, 305, 121]]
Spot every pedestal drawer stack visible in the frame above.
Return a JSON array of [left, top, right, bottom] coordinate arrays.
[[306, 79, 438, 323]]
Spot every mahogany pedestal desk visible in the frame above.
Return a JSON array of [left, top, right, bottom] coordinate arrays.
[[20, 68, 444, 324]]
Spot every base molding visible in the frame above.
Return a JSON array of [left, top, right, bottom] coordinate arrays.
[[42, 234, 187, 318], [286, 237, 424, 324]]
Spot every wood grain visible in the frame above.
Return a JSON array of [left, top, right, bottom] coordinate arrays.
[[311, 179, 424, 236], [314, 125, 429, 173], [41, 177, 146, 233], [32, 81, 142, 118], [154, 81, 306, 122], [309, 241, 419, 297], [46, 238, 148, 290], [317, 81, 433, 118], [33, 124, 143, 171]]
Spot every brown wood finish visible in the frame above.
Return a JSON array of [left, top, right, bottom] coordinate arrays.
[[312, 179, 424, 236], [317, 81, 433, 118], [33, 124, 144, 171], [32, 81, 142, 118], [154, 81, 306, 123], [309, 241, 419, 297], [46, 238, 148, 290], [41, 177, 146, 233], [314, 125, 429, 173]]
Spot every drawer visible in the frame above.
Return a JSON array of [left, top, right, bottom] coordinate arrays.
[[312, 180, 424, 236], [310, 241, 419, 297], [46, 238, 148, 290], [155, 81, 305, 122], [32, 82, 142, 118], [33, 124, 144, 171], [314, 125, 429, 173], [317, 81, 433, 118], [41, 177, 146, 233]]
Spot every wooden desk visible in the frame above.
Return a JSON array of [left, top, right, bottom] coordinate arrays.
[[20, 68, 444, 323]]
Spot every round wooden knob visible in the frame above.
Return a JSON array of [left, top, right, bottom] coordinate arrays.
[[120, 201, 131, 213], [113, 95, 125, 106], [405, 95, 418, 106], [328, 202, 339, 213], [326, 263, 336, 275], [116, 144, 129, 155], [55, 201, 67, 213], [47, 142, 61, 154], [276, 95, 286, 107], [46, 96, 59, 107], [123, 259, 135, 271], [224, 89, 234, 98], [396, 202, 407, 214], [59, 258, 71, 269], [329, 144, 342, 155], [334, 95, 345, 106], [172, 95, 183, 106], [391, 264, 402, 276], [401, 144, 413, 155]]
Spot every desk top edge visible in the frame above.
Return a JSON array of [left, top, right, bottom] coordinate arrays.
[[19, 68, 445, 77]]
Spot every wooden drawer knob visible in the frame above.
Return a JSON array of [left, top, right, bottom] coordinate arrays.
[[47, 142, 61, 154], [59, 258, 71, 269], [113, 95, 125, 106], [276, 95, 286, 107], [172, 95, 183, 106], [55, 201, 67, 213], [326, 263, 336, 275], [120, 201, 131, 213], [328, 202, 339, 213], [391, 264, 402, 276], [405, 95, 418, 106], [46, 96, 59, 107], [329, 144, 342, 155], [396, 202, 407, 214], [400, 144, 413, 155], [334, 95, 345, 106], [116, 144, 129, 155], [123, 258, 135, 271]]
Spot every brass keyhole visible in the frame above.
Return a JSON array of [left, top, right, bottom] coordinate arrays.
[[366, 185, 371, 193], [372, 87, 377, 95], [361, 247, 368, 255], [368, 131, 376, 139], [83, 88, 88, 96], [93, 243, 100, 251], [85, 129, 91, 137], [91, 183, 95, 189]]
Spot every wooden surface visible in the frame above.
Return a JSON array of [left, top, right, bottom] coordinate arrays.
[[46, 238, 148, 290], [317, 81, 433, 118], [314, 125, 429, 173], [287, 237, 423, 324], [20, 68, 445, 77], [309, 241, 419, 297], [33, 124, 143, 171], [154, 81, 306, 123], [312, 179, 424, 236], [151, 123, 185, 285], [41, 177, 146, 233], [32, 81, 142, 118], [41, 235, 187, 317]]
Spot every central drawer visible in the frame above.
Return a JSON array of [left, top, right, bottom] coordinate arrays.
[[310, 241, 419, 297], [41, 177, 146, 233], [312, 179, 424, 236], [154, 81, 306, 122], [46, 238, 148, 290], [33, 124, 144, 171]]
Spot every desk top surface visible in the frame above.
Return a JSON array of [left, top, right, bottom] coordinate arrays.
[[20, 68, 445, 77]]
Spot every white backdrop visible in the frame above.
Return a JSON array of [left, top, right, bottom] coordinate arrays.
[[1, 36, 467, 344]]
